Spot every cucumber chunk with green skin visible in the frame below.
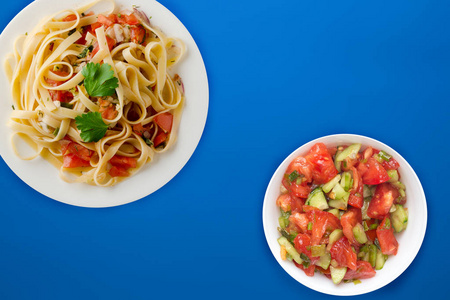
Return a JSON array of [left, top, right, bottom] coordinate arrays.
[[277, 236, 303, 265], [340, 172, 353, 192], [330, 266, 347, 284], [387, 170, 399, 182], [322, 174, 341, 193], [368, 244, 377, 267], [391, 204, 408, 232], [335, 144, 361, 162], [315, 251, 331, 270], [334, 150, 342, 172], [305, 187, 329, 210], [352, 223, 368, 244], [375, 249, 388, 270]]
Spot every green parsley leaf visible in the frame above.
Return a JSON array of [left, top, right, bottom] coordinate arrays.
[[75, 111, 109, 142], [81, 62, 118, 97]]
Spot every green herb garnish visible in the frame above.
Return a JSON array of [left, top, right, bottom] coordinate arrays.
[[78, 44, 93, 59], [81, 62, 118, 97], [75, 111, 109, 142]]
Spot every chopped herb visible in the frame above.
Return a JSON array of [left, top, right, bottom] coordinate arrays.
[[288, 170, 300, 182], [75, 111, 109, 142], [81, 12, 85, 17], [143, 136, 153, 146], [374, 238, 381, 250], [68, 28, 76, 36], [78, 44, 93, 58], [300, 253, 311, 268], [11, 105, 15, 110], [378, 150, 392, 162], [53, 127, 60, 136], [170, 60, 175, 63], [60, 102, 74, 109], [81, 62, 119, 97], [117, 13, 121, 18]]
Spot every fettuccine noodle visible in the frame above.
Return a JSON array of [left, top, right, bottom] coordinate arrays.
[[5, 0, 185, 186]]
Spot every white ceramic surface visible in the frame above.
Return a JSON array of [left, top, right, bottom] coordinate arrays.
[[0, 0, 208, 207], [262, 134, 427, 296]]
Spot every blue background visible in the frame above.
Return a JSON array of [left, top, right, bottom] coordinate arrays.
[[0, 0, 448, 299]]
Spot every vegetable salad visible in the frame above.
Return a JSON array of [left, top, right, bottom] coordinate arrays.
[[276, 143, 408, 284]]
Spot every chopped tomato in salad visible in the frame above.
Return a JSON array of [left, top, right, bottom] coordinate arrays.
[[276, 143, 408, 284]]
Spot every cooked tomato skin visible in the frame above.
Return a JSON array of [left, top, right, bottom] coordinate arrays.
[[63, 153, 91, 168], [330, 236, 357, 270], [153, 131, 167, 147], [367, 183, 399, 219], [109, 155, 137, 169], [130, 25, 147, 44], [304, 143, 338, 184], [376, 215, 399, 255], [343, 261, 376, 280], [358, 157, 390, 185], [109, 165, 130, 177], [154, 113, 173, 133], [60, 139, 92, 168]]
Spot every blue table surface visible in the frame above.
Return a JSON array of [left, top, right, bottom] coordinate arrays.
[[0, 0, 448, 299]]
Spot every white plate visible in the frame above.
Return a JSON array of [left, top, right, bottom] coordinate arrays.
[[0, 0, 208, 207], [262, 134, 427, 296]]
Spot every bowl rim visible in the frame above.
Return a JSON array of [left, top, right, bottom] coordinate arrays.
[[262, 133, 427, 296]]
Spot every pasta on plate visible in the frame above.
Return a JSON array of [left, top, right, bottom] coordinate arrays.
[[4, 0, 185, 186]]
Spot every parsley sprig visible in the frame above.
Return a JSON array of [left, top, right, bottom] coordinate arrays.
[[81, 62, 118, 97], [75, 112, 109, 142]]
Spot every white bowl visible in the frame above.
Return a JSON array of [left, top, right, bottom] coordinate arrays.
[[262, 134, 427, 296]]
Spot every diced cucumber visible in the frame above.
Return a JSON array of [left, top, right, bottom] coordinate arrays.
[[335, 144, 361, 162], [331, 183, 349, 201], [315, 251, 331, 270], [327, 208, 340, 218], [311, 244, 326, 257], [387, 170, 399, 183], [358, 245, 370, 262], [306, 187, 329, 210], [322, 174, 341, 193], [327, 229, 343, 251], [330, 266, 347, 284], [391, 204, 408, 232], [375, 249, 388, 270], [361, 198, 370, 220], [352, 223, 368, 244], [277, 236, 303, 265], [334, 149, 342, 172], [278, 216, 288, 229], [340, 172, 353, 192], [391, 181, 406, 190], [328, 199, 348, 210], [368, 244, 377, 267], [363, 185, 372, 198]]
